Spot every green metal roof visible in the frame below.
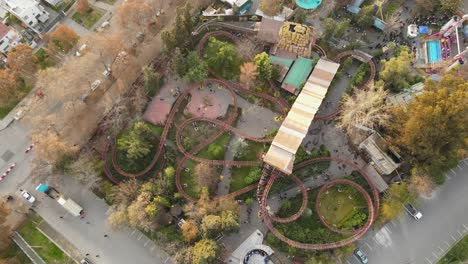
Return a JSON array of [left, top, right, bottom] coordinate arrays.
[[282, 57, 314, 90], [269, 55, 294, 68]]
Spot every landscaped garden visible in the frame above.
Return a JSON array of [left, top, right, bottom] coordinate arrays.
[[318, 184, 368, 231], [18, 216, 69, 263], [72, 8, 103, 29]]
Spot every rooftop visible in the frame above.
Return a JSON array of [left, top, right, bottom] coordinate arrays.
[[269, 55, 293, 82], [359, 133, 400, 175], [0, 23, 10, 39], [264, 59, 340, 174], [281, 57, 314, 92], [257, 18, 283, 43]]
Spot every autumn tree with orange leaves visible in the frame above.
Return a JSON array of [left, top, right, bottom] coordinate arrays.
[[76, 0, 89, 13], [0, 70, 18, 107], [48, 24, 79, 52], [7, 44, 36, 76]]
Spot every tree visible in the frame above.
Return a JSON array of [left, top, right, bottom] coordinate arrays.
[[386, 74, 468, 180], [321, 18, 337, 39], [68, 150, 104, 184], [184, 52, 208, 83], [107, 206, 129, 230], [0, 203, 12, 251], [181, 220, 198, 243], [356, 5, 375, 28], [260, 0, 284, 16], [32, 131, 78, 165], [143, 66, 162, 96], [47, 24, 79, 52], [117, 121, 154, 161], [220, 210, 239, 232], [194, 163, 218, 191], [201, 215, 222, 237], [244, 167, 262, 184], [205, 37, 241, 80], [164, 166, 175, 178], [408, 173, 434, 197], [381, 182, 416, 221], [440, 0, 462, 14], [191, 239, 220, 264], [379, 46, 414, 92], [76, 0, 89, 13], [293, 8, 309, 23], [115, 0, 154, 33], [7, 44, 36, 76], [207, 143, 224, 159], [161, 3, 194, 52], [254, 52, 273, 82], [231, 137, 249, 158], [337, 85, 390, 140], [172, 47, 186, 77], [240, 62, 258, 88], [127, 192, 153, 231], [0, 70, 18, 107], [335, 18, 350, 38], [112, 179, 140, 206]]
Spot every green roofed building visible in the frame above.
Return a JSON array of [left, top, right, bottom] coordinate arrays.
[[281, 57, 314, 94], [269, 55, 294, 83]]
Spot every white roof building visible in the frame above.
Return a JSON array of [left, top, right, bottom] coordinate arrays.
[[0, 22, 22, 54], [263, 59, 340, 174], [1, 0, 49, 31]]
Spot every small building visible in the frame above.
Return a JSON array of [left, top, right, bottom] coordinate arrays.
[[359, 133, 401, 176], [0, 22, 22, 54], [227, 230, 275, 264], [257, 17, 283, 43], [220, 0, 252, 15], [269, 55, 293, 82], [1, 0, 49, 31], [281, 56, 314, 94], [43, 0, 62, 6], [385, 82, 424, 107]]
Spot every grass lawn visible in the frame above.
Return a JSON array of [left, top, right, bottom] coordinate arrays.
[[230, 141, 266, 192], [72, 8, 103, 29], [19, 216, 69, 263], [318, 185, 367, 226], [271, 189, 348, 245], [0, 242, 32, 263], [180, 160, 200, 199], [438, 234, 468, 264], [197, 133, 231, 160], [0, 84, 33, 119], [35, 48, 55, 69]]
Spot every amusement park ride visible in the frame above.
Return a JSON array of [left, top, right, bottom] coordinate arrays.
[[408, 14, 468, 72]]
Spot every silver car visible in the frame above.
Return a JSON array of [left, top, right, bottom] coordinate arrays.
[[354, 248, 369, 264]]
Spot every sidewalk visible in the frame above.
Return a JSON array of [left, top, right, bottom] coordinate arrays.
[[11, 231, 47, 264], [36, 220, 83, 261]]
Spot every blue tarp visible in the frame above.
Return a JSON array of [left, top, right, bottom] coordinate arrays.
[[373, 17, 386, 31], [36, 184, 49, 192], [419, 26, 429, 34], [346, 5, 361, 14], [463, 25, 468, 37]]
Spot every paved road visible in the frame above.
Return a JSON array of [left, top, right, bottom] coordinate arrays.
[[0, 121, 173, 264], [347, 159, 468, 264]]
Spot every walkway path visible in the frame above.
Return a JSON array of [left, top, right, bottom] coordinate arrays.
[[12, 231, 46, 264]]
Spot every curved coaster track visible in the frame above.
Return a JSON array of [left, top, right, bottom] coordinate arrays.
[[103, 23, 380, 250]]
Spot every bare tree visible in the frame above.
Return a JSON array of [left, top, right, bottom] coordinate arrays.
[[0, 70, 18, 107], [337, 86, 390, 140], [32, 131, 78, 165], [76, 0, 89, 13], [111, 179, 140, 206], [194, 163, 218, 191], [408, 173, 434, 197], [116, 0, 154, 34], [240, 62, 258, 89]]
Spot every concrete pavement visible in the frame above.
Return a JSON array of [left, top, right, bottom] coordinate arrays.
[[347, 160, 468, 264]]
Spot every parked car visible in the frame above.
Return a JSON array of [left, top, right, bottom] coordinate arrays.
[[20, 190, 35, 203], [405, 203, 423, 220], [354, 248, 369, 264], [80, 258, 93, 264]]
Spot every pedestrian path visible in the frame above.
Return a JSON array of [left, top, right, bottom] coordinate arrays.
[[12, 231, 46, 264]]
